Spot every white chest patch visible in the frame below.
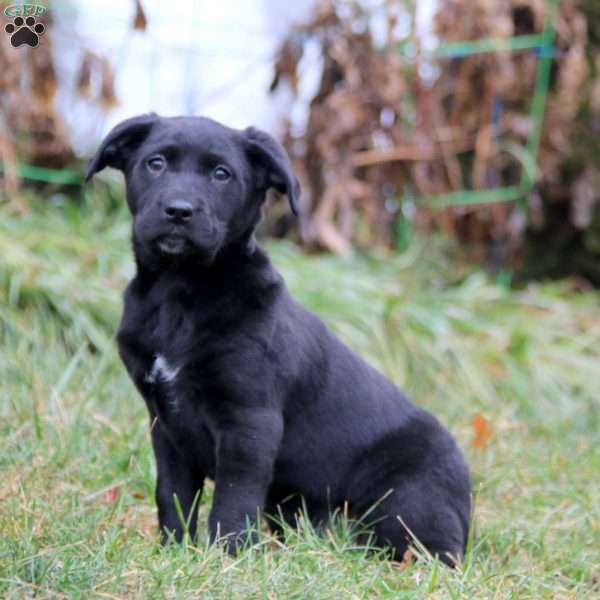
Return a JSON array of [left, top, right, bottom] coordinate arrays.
[[145, 354, 181, 384]]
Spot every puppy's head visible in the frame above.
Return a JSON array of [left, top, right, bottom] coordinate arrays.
[[86, 114, 300, 267]]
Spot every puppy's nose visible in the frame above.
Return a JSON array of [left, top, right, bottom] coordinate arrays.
[[164, 199, 193, 223]]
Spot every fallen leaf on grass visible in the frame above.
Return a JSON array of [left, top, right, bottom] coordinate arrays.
[[471, 413, 492, 449], [104, 486, 121, 503], [392, 548, 414, 571], [484, 360, 506, 380]]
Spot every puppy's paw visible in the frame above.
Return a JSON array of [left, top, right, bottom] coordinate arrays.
[[210, 525, 260, 555]]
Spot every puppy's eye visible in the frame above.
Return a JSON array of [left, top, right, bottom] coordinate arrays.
[[147, 156, 166, 172], [212, 166, 231, 182]]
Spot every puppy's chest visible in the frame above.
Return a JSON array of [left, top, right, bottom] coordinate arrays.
[[133, 297, 241, 412], [122, 281, 273, 422], [139, 348, 217, 441], [141, 305, 208, 395]]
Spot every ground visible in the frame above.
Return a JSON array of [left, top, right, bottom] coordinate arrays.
[[1, 198, 599, 598]]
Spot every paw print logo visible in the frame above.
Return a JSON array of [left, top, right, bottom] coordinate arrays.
[[4, 16, 45, 48]]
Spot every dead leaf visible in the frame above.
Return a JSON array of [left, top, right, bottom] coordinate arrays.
[[132, 0, 147, 31], [392, 548, 414, 571], [484, 360, 506, 380], [471, 413, 492, 449], [104, 486, 121, 503]]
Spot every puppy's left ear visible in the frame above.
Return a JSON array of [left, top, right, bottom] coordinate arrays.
[[85, 113, 158, 181], [244, 127, 301, 215]]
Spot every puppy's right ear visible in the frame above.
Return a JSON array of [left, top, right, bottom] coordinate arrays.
[[85, 113, 158, 181]]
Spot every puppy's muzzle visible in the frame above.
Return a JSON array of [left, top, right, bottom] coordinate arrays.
[[164, 199, 193, 225]]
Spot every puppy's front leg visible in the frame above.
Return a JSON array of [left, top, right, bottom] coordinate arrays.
[[209, 409, 283, 554], [151, 424, 204, 544]]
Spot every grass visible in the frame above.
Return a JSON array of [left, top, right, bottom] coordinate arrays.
[[1, 198, 600, 598]]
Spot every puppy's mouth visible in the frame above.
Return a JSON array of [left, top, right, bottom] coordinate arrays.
[[156, 234, 188, 256]]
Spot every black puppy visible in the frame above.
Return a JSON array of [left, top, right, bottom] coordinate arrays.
[[86, 114, 471, 565]]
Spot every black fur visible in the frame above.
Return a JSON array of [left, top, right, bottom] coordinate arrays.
[[87, 114, 471, 565]]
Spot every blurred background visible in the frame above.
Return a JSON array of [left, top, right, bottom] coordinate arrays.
[[2, 0, 600, 283]]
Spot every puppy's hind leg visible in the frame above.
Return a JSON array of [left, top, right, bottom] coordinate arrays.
[[361, 479, 469, 567]]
